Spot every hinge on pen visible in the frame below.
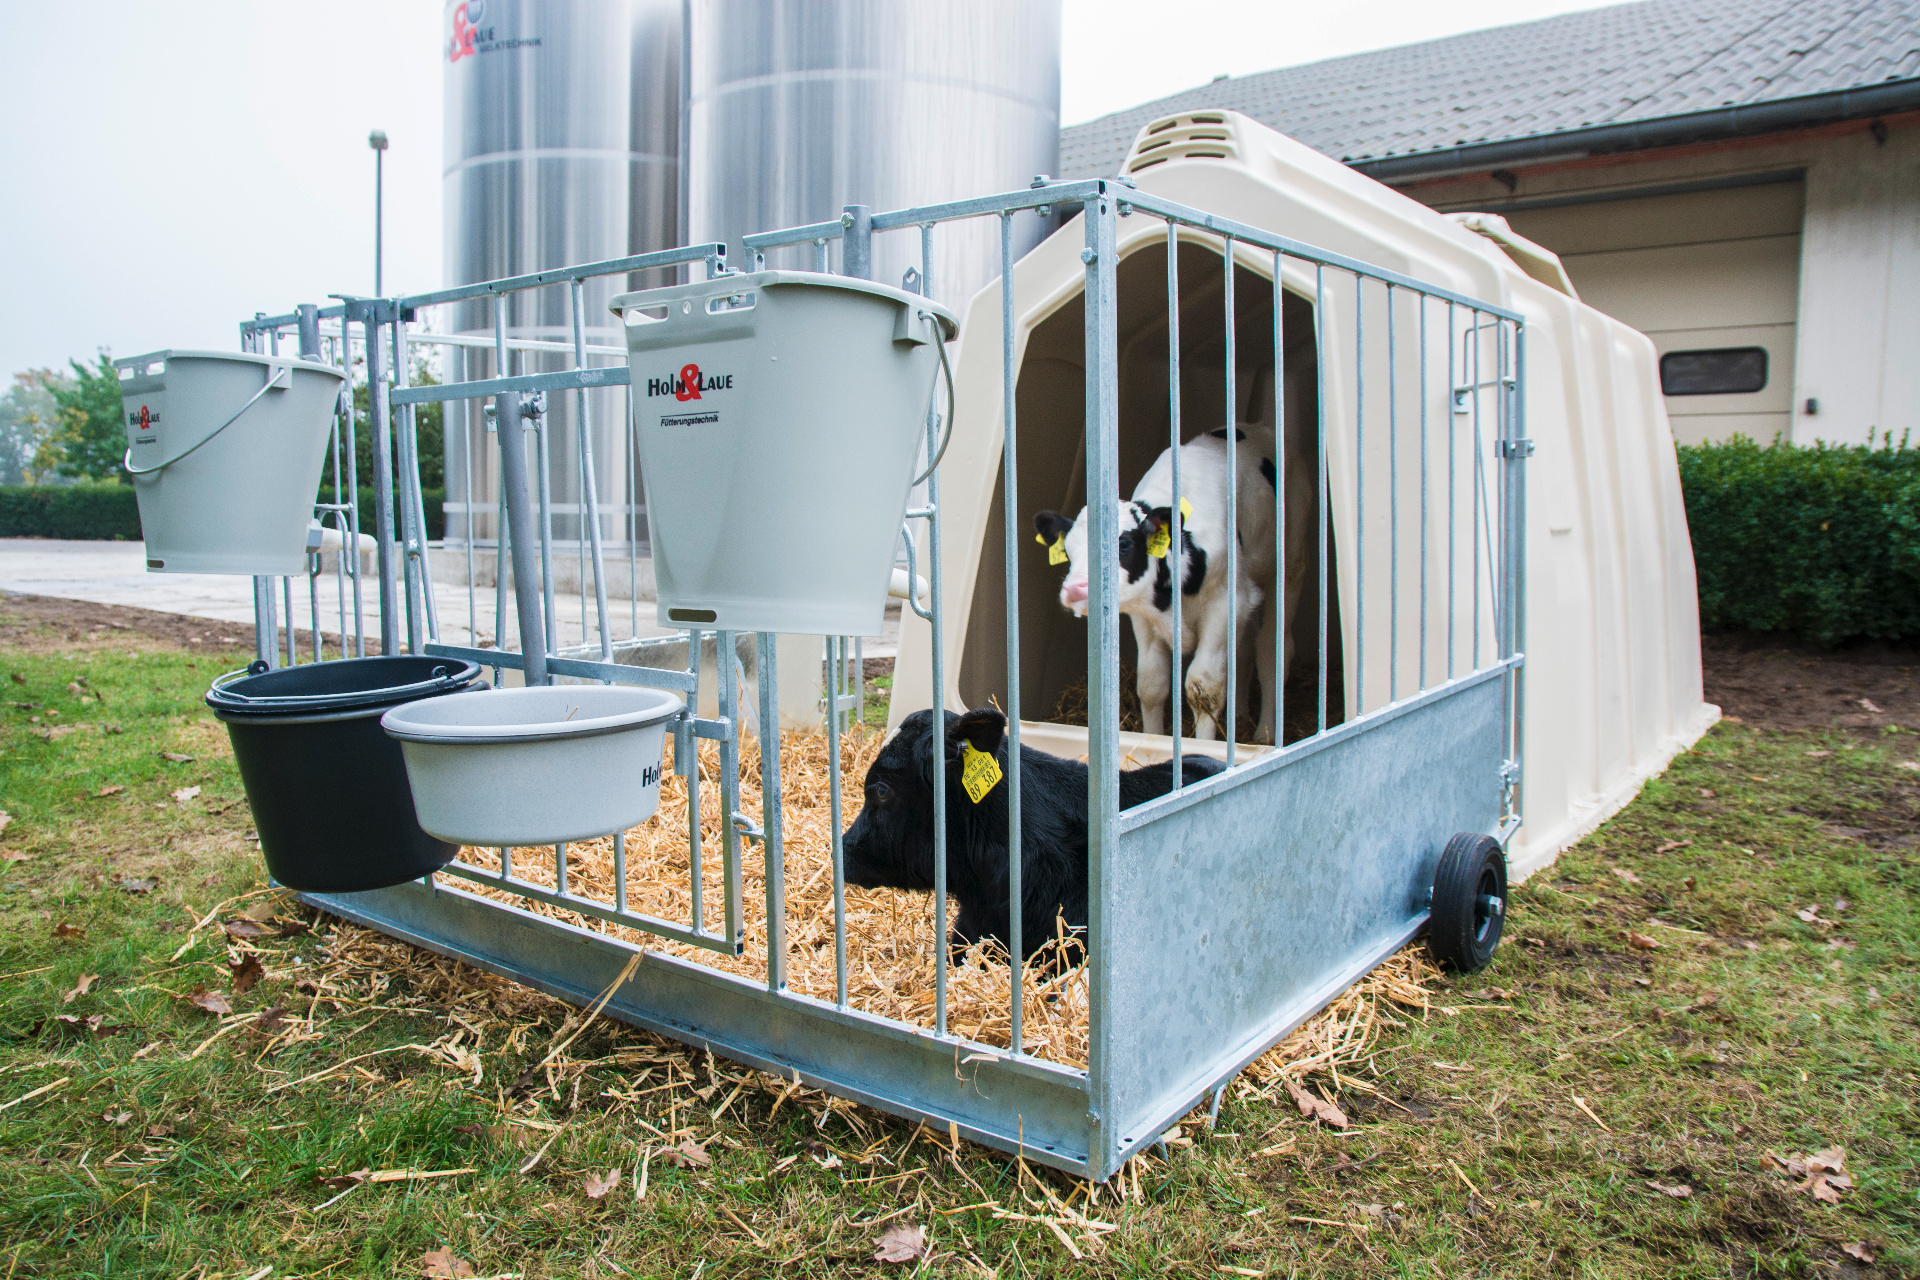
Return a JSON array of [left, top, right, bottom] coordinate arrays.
[[1500, 438, 1535, 459]]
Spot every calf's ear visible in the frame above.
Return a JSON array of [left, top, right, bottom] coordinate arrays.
[[1033, 510, 1072, 545], [947, 706, 1007, 762]]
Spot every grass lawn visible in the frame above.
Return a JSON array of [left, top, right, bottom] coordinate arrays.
[[1, 599, 1915, 1278]]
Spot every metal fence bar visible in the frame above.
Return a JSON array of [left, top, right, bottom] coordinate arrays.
[[1354, 273, 1366, 717], [686, 630, 705, 934], [999, 210, 1023, 1052], [1272, 250, 1286, 744], [535, 400, 557, 660], [1315, 264, 1328, 733], [1418, 297, 1428, 693], [398, 243, 724, 311], [1470, 310, 1484, 671], [757, 632, 785, 992], [1387, 283, 1398, 705], [1447, 301, 1457, 681], [827, 633, 848, 1009], [1222, 235, 1238, 765], [1082, 193, 1122, 1173], [921, 220, 949, 1040], [570, 278, 614, 663], [362, 303, 398, 656], [436, 861, 739, 955], [1166, 219, 1185, 777], [717, 629, 744, 947]]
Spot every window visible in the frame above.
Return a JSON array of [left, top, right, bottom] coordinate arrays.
[[1659, 347, 1768, 396]]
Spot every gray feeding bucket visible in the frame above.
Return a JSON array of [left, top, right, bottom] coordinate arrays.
[[610, 272, 958, 636], [116, 350, 346, 575], [381, 685, 685, 847]]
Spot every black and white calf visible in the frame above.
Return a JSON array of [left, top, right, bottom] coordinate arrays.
[[840, 707, 1223, 962], [1035, 422, 1309, 742]]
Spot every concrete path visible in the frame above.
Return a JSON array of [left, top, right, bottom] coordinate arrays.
[[0, 539, 901, 659]]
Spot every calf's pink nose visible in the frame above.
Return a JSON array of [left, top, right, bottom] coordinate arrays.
[[1062, 580, 1088, 605]]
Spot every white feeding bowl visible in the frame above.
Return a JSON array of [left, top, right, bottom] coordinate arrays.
[[381, 685, 684, 847]]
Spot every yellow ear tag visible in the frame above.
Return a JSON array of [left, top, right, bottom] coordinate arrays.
[[1148, 497, 1195, 559], [1047, 536, 1067, 566], [960, 742, 1003, 803]]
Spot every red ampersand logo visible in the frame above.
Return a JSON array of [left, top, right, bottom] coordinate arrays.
[[448, 3, 476, 62], [676, 363, 703, 402], [139, 406, 151, 430]]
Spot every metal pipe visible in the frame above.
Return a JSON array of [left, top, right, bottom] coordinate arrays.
[[757, 631, 785, 992], [1000, 211, 1023, 1051], [921, 221, 948, 1039], [1166, 219, 1184, 776], [1223, 236, 1237, 764], [1271, 251, 1285, 744], [1354, 274, 1365, 717], [686, 629, 704, 933], [1418, 296, 1428, 693], [1082, 193, 1121, 1170], [842, 205, 872, 280], [571, 278, 614, 662], [364, 304, 399, 655], [827, 634, 848, 1009], [1388, 283, 1398, 704], [493, 296, 511, 662], [717, 629, 744, 947], [1315, 265, 1328, 733], [535, 401, 557, 659], [496, 391, 548, 687]]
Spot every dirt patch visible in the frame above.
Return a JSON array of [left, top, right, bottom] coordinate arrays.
[[0, 590, 363, 660], [1701, 631, 1919, 733]]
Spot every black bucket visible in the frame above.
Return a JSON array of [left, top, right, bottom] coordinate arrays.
[[207, 656, 485, 892]]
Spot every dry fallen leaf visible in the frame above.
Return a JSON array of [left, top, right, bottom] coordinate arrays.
[[873, 1223, 929, 1264], [1899, 761, 1919, 772], [0, 851, 27, 863], [1626, 930, 1661, 951], [228, 954, 265, 993], [253, 1005, 288, 1036], [62, 973, 98, 1004], [103, 1109, 133, 1125], [668, 1139, 712, 1169], [1285, 1079, 1350, 1129], [95, 785, 124, 798], [0, 811, 10, 833], [223, 918, 269, 940], [160, 751, 194, 763], [1646, 1180, 1692, 1198], [170, 786, 200, 804], [317, 1169, 370, 1192], [1842, 1242, 1876, 1263], [1611, 867, 1643, 885], [53, 922, 84, 939], [1806, 750, 1832, 758], [186, 988, 232, 1016], [1763, 1147, 1852, 1203], [1832, 899, 1850, 913], [1859, 698, 1883, 713], [1797, 906, 1823, 923], [421, 1247, 476, 1278], [1653, 838, 1692, 853], [583, 1168, 621, 1200], [118, 877, 158, 895]]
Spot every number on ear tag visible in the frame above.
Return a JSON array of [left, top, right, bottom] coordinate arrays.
[[1047, 536, 1067, 566], [1146, 524, 1171, 559], [960, 742, 1003, 803]]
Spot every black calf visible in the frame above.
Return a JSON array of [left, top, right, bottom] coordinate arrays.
[[840, 707, 1224, 963]]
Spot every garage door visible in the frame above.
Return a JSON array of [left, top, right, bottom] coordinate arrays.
[[1504, 178, 1803, 446]]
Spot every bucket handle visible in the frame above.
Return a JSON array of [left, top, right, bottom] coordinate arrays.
[[206, 660, 473, 706], [907, 310, 957, 487], [122, 363, 290, 477]]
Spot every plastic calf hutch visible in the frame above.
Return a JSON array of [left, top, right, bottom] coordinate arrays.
[[226, 149, 1677, 1179]]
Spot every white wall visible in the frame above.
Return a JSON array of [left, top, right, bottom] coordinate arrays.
[[1415, 118, 1920, 447]]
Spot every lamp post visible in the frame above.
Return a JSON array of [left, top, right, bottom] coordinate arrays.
[[368, 129, 389, 295]]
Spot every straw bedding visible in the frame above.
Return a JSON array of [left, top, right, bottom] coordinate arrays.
[[449, 727, 1439, 1084]]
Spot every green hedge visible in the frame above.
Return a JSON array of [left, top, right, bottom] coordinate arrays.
[[1678, 435, 1920, 644], [0, 485, 444, 543], [0, 485, 141, 540]]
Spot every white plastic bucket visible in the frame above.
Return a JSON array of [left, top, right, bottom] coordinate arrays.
[[380, 685, 684, 846], [609, 272, 958, 636], [116, 349, 346, 575]]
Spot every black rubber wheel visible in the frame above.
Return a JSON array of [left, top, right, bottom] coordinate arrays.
[[1428, 832, 1508, 972]]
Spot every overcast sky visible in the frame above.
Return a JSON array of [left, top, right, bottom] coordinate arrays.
[[0, 0, 1608, 380]]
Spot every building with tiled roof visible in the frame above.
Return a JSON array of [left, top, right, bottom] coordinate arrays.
[[1063, 0, 1920, 446]]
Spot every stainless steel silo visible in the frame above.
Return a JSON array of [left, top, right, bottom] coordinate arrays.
[[443, 0, 681, 602], [687, 0, 1061, 307]]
